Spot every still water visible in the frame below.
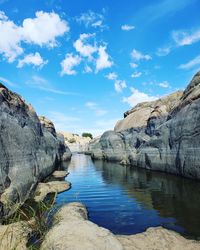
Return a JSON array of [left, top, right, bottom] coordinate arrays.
[[56, 154, 200, 239]]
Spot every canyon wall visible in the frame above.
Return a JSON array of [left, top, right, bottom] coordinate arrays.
[[0, 83, 71, 216], [89, 71, 200, 180]]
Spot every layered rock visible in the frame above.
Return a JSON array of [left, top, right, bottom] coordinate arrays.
[[89, 71, 200, 180], [0, 83, 71, 216], [60, 131, 91, 153]]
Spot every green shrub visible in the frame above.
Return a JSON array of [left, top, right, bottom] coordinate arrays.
[[82, 132, 93, 139]]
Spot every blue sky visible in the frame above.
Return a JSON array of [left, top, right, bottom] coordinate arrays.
[[0, 0, 200, 136]]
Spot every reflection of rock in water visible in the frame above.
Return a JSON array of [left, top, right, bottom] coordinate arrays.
[[93, 159, 200, 238]]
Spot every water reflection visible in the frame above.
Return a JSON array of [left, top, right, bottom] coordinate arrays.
[[56, 154, 200, 239]]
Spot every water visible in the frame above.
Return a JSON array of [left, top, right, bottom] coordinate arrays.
[[56, 154, 200, 239]]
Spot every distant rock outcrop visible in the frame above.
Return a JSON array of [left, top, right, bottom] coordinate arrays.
[[0, 83, 71, 216], [89, 71, 200, 180], [60, 132, 91, 153]]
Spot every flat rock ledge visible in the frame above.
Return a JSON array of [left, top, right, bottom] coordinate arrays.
[[41, 202, 200, 250], [52, 170, 69, 178], [34, 181, 71, 202]]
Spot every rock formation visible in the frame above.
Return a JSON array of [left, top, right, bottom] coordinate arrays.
[[0, 83, 71, 216], [89, 71, 200, 180], [60, 131, 91, 153], [41, 202, 200, 250]]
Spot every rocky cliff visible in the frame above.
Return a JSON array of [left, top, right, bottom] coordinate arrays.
[[0, 83, 71, 216], [89, 71, 200, 180]]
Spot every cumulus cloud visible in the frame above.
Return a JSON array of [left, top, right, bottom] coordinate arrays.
[[0, 11, 69, 63], [131, 49, 152, 61], [105, 72, 126, 93], [21, 11, 69, 47], [105, 72, 118, 80], [60, 53, 81, 75], [61, 33, 113, 75], [123, 87, 157, 107], [179, 55, 200, 70], [75, 10, 106, 30], [121, 24, 135, 31], [17, 52, 48, 68], [131, 72, 142, 78], [0, 11, 23, 62], [114, 80, 127, 93], [73, 33, 97, 59], [95, 46, 113, 72]]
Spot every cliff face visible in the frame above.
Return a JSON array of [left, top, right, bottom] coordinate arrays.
[[0, 83, 71, 215], [89, 71, 200, 180]]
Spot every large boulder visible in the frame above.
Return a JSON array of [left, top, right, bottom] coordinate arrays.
[[41, 202, 123, 250], [41, 202, 200, 250], [89, 71, 200, 180], [0, 83, 71, 216]]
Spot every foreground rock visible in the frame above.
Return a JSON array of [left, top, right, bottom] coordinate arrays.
[[0, 221, 31, 250], [61, 131, 91, 153], [89, 71, 200, 180], [0, 83, 71, 216], [34, 181, 71, 202], [41, 202, 200, 250], [117, 227, 200, 250], [41, 202, 123, 250]]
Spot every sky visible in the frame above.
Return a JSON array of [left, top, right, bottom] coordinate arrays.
[[0, 0, 200, 136]]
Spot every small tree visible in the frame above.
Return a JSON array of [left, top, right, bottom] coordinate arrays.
[[82, 132, 93, 139]]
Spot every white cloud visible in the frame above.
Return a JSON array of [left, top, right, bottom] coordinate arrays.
[[123, 87, 157, 107], [172, 29, 200, 46], [75, 10, 106, 30], [95, 46, 113, 72], [131, 72, 142, 78], [85, 101, 107, 116], [73, 33, 97, 59], [130, 63, 138, 68], [21, 11, 69, 47], [158, 81, 170, 88], [156, 46, 171, 56], [121, 24, 135, 31], [0, 11, 69, 63], [105, 72, 118, 80], [60, 53, 81, 75], [105, 72, 126, 93], [131, 49, 152, 61], [179, 55, 200, 70], [114, 80, 127, 93], [0, 11, 23, 62], [17, 52, 48, 68]]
